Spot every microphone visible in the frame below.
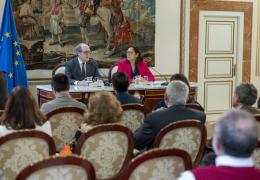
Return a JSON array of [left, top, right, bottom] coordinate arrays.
[[148, 65, 169, 86]]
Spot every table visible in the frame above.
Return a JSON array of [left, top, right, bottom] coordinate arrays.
[[37, 81, 199, 111]]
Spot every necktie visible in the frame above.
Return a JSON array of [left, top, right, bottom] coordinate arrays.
[[82, 63, 86, 79]]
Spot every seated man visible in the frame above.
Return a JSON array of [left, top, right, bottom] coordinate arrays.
[[112, 72, 141, 105], [233, 83, 260, 115], [40, 73, 86, 114], [134, 81, 206, 150], [178, 110, 260, 180], [65, 43, 101, 86]]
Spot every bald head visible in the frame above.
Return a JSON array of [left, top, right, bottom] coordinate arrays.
[[213, 110, 258, 157]]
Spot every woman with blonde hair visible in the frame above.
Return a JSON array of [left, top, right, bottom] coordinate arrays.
[[81, 91, 123, 131], [71, 91, 123, 149]]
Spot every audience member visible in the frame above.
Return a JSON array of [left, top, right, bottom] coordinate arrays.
[[40, 73, 86, 114], [0, 87, 52, 136], [200, 152, 217, 167], [134, 81, 206, 150], [232, 83, 260, 115], [153, 73, 201, 111], [179, 110, 260, 180], [112, 72, 141, 105], [65, 43, 101, 86], [0, 72, 7, 110], [117, 46, 155, 82], [71, 92, 123, 148]]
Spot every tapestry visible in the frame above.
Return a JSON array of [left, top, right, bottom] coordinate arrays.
[[11, 0, 155, 69]]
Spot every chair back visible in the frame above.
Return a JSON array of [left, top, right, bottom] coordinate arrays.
[[186, 103, 205, 112], [16, 155, 96, 180], [0, 130, 56, 180], [254, 115, 260, 140], [120, 148, 192, 180], [153, 120, 206, 167], [141, 91, 165, 112], [119, 104, 149, 132], [108, 63, 118, 83], [46, 107, 85, 151], [75, 124, 134, 180], [252, 141, 260, 168], [52, 64, 65, 76]]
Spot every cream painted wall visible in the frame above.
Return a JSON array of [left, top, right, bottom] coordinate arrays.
[[0, 0, 181, 79]]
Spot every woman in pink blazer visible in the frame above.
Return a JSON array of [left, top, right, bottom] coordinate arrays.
[[117, 47, 155, 82]]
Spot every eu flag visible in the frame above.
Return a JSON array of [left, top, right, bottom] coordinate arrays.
[[0, 0, 28, 93]]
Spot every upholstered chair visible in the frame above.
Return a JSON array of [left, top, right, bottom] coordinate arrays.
[[252, 141, 260, 168], [119, 104, 149, 133], [16, 155, 96, 180], [153, 120, 207, 167], [46, 107, 85, 151], [75, 124, 134, 180], [120, 148, 192, 180], [0, 130, 56, 180]]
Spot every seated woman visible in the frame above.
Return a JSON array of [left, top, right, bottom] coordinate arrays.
[[0, 87, 52, 137], [0, 71, 7, 110], [71, 91, 123, 148], [117, 46, 155, 82], [153, 73, 201, 111]]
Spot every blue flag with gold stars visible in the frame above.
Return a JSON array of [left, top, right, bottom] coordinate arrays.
[[0, 0, 28, 93]]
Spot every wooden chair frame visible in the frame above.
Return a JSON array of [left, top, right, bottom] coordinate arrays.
[[45, 107, 85, 119], [120, 148, 192, 179], [153, 120, 207, 167], [52, 63, 65, 76], [16, 155, 96, 180], [186, 103, 205, 112], [74, 124, 134, 180], [121, 104, 150, 115], [0, 130, 56, 154], [108, 63, 118, 83]]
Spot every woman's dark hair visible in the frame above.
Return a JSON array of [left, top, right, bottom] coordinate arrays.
[[170, 73, 190, 90], [0, 87, 46, 130], [129, 46, 143, 67], [0, 72, 7, 109]]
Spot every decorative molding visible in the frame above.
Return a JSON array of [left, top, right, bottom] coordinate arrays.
[[190, 0, 253, 82], [204, 57, 233, 78], [205, 21, 234, 54], [180, 0, 187, 73], [256, 0, 260, 76], [204, 81, 233, 114]]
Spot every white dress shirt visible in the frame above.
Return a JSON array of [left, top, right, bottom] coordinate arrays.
[[178, 155, 254, 180]]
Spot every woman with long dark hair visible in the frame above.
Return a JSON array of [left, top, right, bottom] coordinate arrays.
[[0, 87, 52, 136], [117, 46, 155, 82]]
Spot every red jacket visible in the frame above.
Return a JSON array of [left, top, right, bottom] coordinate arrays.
[[192, 166, 260, 180], [117, 59, 155, 82]]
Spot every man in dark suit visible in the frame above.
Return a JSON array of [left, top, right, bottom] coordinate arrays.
[[112, 72, 141, 105], [134, 80, 206, 150], [65, 43, 101, 85]]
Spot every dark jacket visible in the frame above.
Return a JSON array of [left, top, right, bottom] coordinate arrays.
[[134, 104, 206, 150], [65, 57, 101, 85], [115, 92, 141, 105]]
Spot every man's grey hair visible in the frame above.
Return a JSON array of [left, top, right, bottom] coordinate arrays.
[[235, 83, 258, 106], [165, 80, 189, 106], [215, 110, 258, 157], [74, 43, 88, 55]]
